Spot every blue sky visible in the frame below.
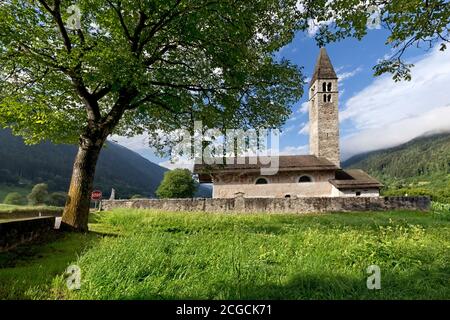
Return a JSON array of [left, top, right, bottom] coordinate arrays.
[[113, 27, 450, 169]]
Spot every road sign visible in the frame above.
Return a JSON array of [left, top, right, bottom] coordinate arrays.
[[91, 190, 102, 201]]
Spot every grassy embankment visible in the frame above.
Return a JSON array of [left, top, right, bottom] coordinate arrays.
[[0, 205, 449, 300]]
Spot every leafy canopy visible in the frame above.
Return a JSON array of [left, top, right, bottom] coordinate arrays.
[[156, 168, 198, 198], [0, 0, 448, 148], [0, 0, 304, 146], [301, 0, 449, 81]]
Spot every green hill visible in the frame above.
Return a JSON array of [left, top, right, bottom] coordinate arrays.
[[343, 132, 450, 202], [0, 129, 168, 199]]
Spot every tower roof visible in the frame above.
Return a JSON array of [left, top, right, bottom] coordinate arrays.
[[310, 48, 338, 87]]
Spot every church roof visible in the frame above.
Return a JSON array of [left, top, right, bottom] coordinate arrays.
[[194, 155, 338, 183], [330, 169, 383, 189], [310, 48, 338, 87]]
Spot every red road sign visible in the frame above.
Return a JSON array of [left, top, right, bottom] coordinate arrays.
[[91, 190, 102, 201]]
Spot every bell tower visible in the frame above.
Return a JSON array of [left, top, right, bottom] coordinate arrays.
[[309, 48, 341, 167]]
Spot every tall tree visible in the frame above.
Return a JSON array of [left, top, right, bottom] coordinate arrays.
[[0, 0, 448, 231], [0, 0, 303, 231]]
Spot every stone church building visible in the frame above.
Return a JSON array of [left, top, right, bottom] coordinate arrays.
[[194, 48, 382, 198]]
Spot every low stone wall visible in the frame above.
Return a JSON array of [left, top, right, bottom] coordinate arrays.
[[0, 208, 63, 220], [0, 217, 56, 252], [101, 196, 430, 214]]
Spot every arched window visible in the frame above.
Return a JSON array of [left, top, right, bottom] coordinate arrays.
[[327, 94, 332, 102], [323, 94, 327, 102], [327, 82, 332, 92], [299, 175, 312, 183], [322, 82, 327, 92], [285, 194, 291, 199], [255, 177, 268, 185]]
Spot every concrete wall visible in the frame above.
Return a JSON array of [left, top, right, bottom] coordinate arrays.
[[101, 196, 430, 214], [0, 217, 56, 252]]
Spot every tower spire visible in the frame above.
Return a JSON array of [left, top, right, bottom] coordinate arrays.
[[310, 47, 337, 87], [308, 48, 341, 167]]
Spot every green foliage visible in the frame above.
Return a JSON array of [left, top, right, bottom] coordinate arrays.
[[130, 194, 144, 199], [156, 169, 198, 199], [0, 0, 304, 147], [47, 192, 68, 207], [431, 202, 450, 221], [27, 183, 49, 206], [3, 192, 27, 206], [302, 0, 450, 81]]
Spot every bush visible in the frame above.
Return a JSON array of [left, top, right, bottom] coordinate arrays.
[[47, 192, 68, 207], [27, 183, 49, 206], [3, 192, 27, 205], [156, 169, 198, 199]]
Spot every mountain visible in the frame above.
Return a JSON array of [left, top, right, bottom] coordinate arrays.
[[0, 129, 211, 199], [343, 132, 450, 202]]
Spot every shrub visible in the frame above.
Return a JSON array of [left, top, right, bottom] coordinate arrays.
[[47, 192, 68, 207], [27, 183, 49, 206], [156, 169, 198, 199], [3, 192, 27, 205]]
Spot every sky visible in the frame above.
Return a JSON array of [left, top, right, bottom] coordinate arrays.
[[113, 27, 450, 170]]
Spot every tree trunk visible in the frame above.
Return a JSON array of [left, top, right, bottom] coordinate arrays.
[[61, 139, 103, 232]]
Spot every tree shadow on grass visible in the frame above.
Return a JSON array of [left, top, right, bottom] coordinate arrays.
[[120, 266, 450, 300], [0, 229, 115, 299]]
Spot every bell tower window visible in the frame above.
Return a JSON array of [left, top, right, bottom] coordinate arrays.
[[327, 82, 332, 92], [322, 82, 327, 92]]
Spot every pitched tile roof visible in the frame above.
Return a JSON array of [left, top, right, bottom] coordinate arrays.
[[194, 155, 339, 182], [330, 169, 383, 189]]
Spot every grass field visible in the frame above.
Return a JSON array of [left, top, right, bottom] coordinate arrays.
[[0, 208, 449, 300]]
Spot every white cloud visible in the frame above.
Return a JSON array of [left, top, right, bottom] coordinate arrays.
[[340, 45, 450, 159], [281, 125, 295, 136], [299, 101, 309, 114], [159, 158, 194, 171], [298, 121, 309, 135], [341, 105, 450, 160], [280, 144, 309, 155], [337, 66, 362, 82]]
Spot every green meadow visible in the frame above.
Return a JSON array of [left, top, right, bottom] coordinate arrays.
[[0, 207, 449, 300]]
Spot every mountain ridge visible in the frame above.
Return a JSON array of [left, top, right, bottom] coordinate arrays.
[[342, 132, 450, 202], [0, 129, 211, 199]]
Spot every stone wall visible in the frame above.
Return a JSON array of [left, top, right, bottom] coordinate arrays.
[[101, 196, 430, 214], [0, 208, 63, 220], [0, 217, 56, 252]]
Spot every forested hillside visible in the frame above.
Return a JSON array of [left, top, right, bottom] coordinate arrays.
[[343, 132, 450, 202], [0, 129, 168, 199]]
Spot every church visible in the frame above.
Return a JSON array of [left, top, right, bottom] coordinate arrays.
[[194, 48, 382, 199]]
